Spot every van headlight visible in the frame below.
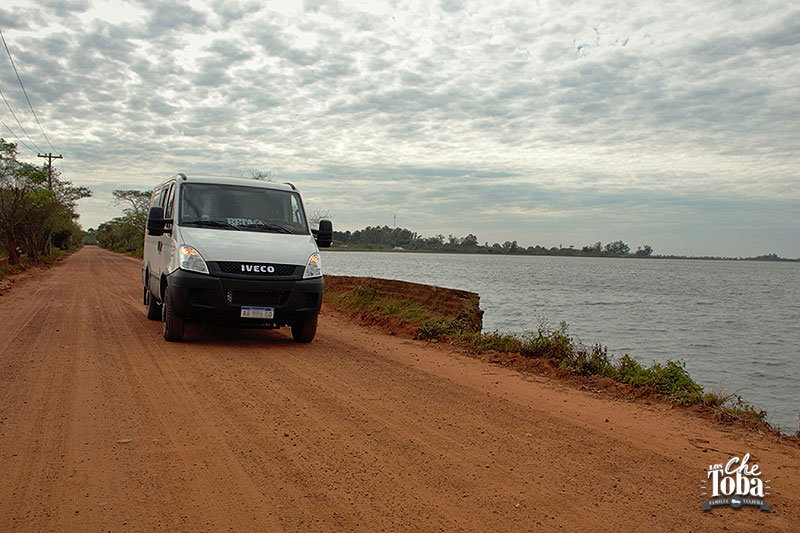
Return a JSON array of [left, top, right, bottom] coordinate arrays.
[[303, 252, 322, 278], [179, 245, 209, 274]]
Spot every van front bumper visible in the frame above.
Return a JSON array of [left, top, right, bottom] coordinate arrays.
[[165, 269, 323, 325]]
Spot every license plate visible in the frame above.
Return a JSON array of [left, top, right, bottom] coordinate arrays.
[[240, 306, 274, 319]]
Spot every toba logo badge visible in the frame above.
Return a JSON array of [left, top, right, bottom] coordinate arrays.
[[702, 453, 770, 512]]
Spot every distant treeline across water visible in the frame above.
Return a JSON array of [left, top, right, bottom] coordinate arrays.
[[331, 225, 796, 261]]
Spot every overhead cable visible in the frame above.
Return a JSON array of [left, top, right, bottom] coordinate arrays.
[[0, 83, 42, 153], [0, 114, 38, 153], [0, 26, 58, 153]]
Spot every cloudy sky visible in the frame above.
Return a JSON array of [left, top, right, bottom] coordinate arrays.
[[1, 0, 798, 257]]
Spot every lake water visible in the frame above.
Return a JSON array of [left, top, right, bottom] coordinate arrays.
[[321, 251, 800, 434]]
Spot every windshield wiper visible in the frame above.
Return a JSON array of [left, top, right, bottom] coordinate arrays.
[[238, 223, 293, 234], [182, 219, 241, 231]]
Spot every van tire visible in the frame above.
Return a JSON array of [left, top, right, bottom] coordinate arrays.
[[145, 288, 162, 321], [162, 290, 185, 342], [291, 315, 318, 343]]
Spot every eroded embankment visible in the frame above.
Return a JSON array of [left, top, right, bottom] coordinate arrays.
[[324, 274, 484, 335]]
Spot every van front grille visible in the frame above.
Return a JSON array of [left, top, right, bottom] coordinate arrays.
[[226, 290, 288, 307]]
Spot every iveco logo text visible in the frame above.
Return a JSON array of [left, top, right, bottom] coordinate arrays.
[[242, 265, 275, 273]]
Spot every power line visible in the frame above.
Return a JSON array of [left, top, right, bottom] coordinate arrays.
[[0, 114, 38, 153], [0, 26, 57, 153], [0, 84, 42, 153]]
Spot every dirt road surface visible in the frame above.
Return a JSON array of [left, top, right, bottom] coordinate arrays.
[[1, 247, 798, 532]]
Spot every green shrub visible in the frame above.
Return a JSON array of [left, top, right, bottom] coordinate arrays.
[[415, 316, 465, 340], [558, 343, 616, 378], [520, 328, 573, 361], [463, 330, 524, 353]]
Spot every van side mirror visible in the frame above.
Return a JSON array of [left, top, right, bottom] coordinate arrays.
[[147, 206, 168, 236], [315, 219, 333, 248]]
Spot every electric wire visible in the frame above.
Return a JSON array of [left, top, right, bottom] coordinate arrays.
[[0, 26, 58, 153], [0, 114, 38, 153], [0, 83, 42, 153]]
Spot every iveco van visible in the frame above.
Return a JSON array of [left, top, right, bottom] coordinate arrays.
[[142, 174, 332, 342]]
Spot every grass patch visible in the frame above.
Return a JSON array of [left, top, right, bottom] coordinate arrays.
[[461, 327, 704, 403], [325, 284, 473, 339], [467, 326, 768, 427]]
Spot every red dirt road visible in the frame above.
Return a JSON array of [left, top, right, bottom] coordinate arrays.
[[1, 247, 798, 531]]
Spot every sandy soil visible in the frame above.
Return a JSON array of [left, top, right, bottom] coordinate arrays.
[[1, 246, 798, 532]]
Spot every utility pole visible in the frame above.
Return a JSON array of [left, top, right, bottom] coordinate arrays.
[[37, 152, 62, 190]]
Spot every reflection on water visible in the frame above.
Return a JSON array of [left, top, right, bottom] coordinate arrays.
[[322, 251, 800, 433]]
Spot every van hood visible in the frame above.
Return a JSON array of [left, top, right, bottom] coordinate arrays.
[[178, 226, 318, 265]]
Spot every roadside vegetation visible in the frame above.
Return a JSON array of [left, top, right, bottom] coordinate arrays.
[[0, 247, 77, 280], [1, 139, 90, 275], [326, 282, 774, 433], [93, 189, 151, 257]]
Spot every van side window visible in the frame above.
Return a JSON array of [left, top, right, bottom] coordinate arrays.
[[164, 183, 176, 218], [157, 186, 168, 209], [151, 187, 162, 208], [291, 195, 305, 226]]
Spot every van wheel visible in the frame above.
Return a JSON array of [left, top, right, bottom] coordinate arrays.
[[291, 315, 318, 343], [162, 290, 185, 342], [145, 288, 162, 321]]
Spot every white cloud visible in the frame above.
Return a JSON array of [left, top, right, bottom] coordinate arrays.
[[0, 0, 798, 256]]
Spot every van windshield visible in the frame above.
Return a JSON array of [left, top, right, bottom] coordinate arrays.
[[179, 183, 309, 235]]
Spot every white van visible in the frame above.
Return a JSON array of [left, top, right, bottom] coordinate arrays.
[[142, 174, 332, 342]]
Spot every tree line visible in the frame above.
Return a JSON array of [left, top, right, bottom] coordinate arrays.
[[89, 189, 151, 256], [333, 225, 655, 257], [1, 139, 90, 265]]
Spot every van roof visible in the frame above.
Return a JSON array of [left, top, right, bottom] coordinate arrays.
[[159, 174, 299, 192]]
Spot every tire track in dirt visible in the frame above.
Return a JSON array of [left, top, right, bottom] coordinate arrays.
[[89, 250, 285, 531]]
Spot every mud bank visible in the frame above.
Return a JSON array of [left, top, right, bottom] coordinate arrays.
[[324, 274, 484, 331]]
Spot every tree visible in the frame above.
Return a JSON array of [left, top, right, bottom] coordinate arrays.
[[462, 234, 479, 247], [582, 241, 602, 253], [305, 205, 332, 228], [17, 168, 91, 259], [604, 240, 630, 255], [113, 189, 151, 216], [1, 140, 37, 263], [244, 169, 273, 181], [1, 139, 90, 262], [635, 244, 654, 257], [94, 189, 152, 256]]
